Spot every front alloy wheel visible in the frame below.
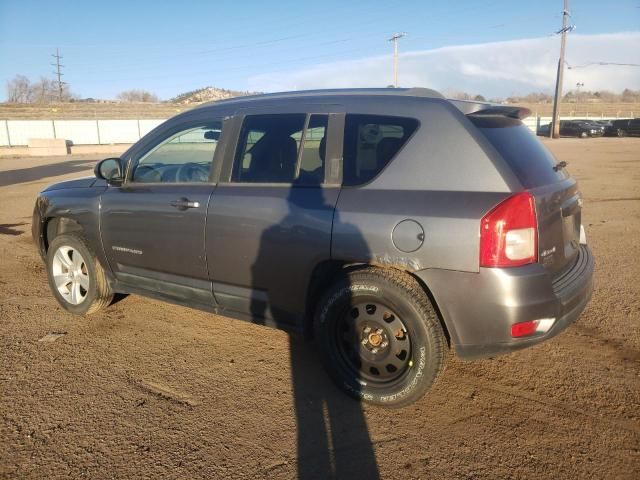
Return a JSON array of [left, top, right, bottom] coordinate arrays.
[[52, 246, 90, 305], [46, 233, 113, 315]]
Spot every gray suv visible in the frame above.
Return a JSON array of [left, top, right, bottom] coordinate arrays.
[[32, 88, 594, 407]]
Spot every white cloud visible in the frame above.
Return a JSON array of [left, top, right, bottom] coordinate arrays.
[[248, 32, 640, 97]]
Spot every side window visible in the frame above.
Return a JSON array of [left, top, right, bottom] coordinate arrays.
[[132, 123, 221, 183], [297, 115, 328, 185], [342, 115, 419, 186], [233, 114, 306, 183]]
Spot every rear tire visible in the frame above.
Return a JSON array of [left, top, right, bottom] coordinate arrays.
[[46, 234, 113, 315], [314, 267, 447, 408], [617, 128, 626, 137]]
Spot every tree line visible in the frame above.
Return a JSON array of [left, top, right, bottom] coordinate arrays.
[[6, 73, 640, 105], [6, 75, 74, 103], [5, 74, 158, 104], [448, 89, 640, 104]]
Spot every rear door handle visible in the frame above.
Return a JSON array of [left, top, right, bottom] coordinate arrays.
[[170, 198, 200, 210]]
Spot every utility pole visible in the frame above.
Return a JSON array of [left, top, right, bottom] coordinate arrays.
[[388, 33, 406, 88], [51, 48, 65, 102], [550, 0, 572, 138]]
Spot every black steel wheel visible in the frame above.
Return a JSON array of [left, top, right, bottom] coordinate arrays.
[[337, 301, 411, 384], [314, 267, 447, 408]]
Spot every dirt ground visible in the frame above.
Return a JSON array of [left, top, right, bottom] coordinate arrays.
[[1, 138, 639, 479]]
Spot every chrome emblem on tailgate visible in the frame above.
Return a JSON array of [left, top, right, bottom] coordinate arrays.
[[541, 246, 556, 257]]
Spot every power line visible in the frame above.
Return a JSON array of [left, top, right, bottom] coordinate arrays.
[[568, 61, 640, 69], [80, 43, 388, 87], [51, 48, 65, 102], [77, 32, 388, 75], [69, 1, 506, 76]]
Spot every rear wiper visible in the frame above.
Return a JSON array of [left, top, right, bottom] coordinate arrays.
[[553, 161, 568, 172]]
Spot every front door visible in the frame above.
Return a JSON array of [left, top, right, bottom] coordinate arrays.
[[100, 121, 223, 307], [206, 112, 343, 329]]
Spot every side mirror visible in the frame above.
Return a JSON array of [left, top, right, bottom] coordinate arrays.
[[94, 158, 123, 184], [204, 130, 220, 141]]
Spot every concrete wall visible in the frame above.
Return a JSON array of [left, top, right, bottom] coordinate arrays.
[[0, 119, 166, 146], [0, 116, 633, 147], [5, 120, 56, 146], [53, 120, 100, 145]]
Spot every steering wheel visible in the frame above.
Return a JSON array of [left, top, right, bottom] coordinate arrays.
[[176, 163, 209, 182], [133, 164, 161, 183]]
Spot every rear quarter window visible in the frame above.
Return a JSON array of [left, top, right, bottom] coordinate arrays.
[[470, 115, 569, 188], [343, 114, 419, 186]]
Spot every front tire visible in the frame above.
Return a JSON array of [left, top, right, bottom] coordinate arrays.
[[314, 267, 447, 408], [617, 128, 627, 137], [46, 234, 113, 315]]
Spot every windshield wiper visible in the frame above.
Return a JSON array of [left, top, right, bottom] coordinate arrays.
[[553, 161, 568, 172]]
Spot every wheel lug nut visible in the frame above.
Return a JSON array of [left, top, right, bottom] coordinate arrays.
[[381, 341, 388, 348], [361, 339, 368, 345], [371, 348, 378, 354], [363, 327, 371, 334], [376, 328, 383, 335]]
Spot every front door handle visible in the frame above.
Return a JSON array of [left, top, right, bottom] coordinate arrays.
[[170, 198, 200, 210]]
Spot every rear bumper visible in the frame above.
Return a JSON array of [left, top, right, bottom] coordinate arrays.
[[416, 245, 594, 360]]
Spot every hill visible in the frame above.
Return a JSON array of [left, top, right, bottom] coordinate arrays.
[[170, 86, 255, 104]]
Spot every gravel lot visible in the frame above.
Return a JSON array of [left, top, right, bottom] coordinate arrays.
[[1, 138, 639, 479]]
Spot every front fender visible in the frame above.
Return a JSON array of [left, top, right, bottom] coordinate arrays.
[[32, 186, 109, 275]]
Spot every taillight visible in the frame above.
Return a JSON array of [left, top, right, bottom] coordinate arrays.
[[480, 192, 537, 267]]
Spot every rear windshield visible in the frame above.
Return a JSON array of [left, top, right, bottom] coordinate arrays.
[[470, 115, 569, 188]]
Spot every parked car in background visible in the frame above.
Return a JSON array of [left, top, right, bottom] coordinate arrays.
[[627, 118, 640, 136], [559, 120, 604, 138], [604, 119, 631, 137], [536, 120, 603, 138], [536, 122, 551, 136], [32, 88, 594, 407], [574, 120, 605, 136]]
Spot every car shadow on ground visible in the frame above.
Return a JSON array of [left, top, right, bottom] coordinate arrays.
[[0, 158, 96, 187], [250, 179, 380, 479]]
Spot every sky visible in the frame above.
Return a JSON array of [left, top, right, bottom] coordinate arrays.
[[0, 0, 639, 101]]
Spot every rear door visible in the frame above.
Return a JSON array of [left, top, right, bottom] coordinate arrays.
[[206, 107, 344, 329], [100, 117, 226, 306], [629, 118, 640, 136], [470, 115, 582, 276], [560, 121, 573, 137]]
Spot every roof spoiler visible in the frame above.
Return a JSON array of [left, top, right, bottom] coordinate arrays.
[[449, 99, 532, 119]]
